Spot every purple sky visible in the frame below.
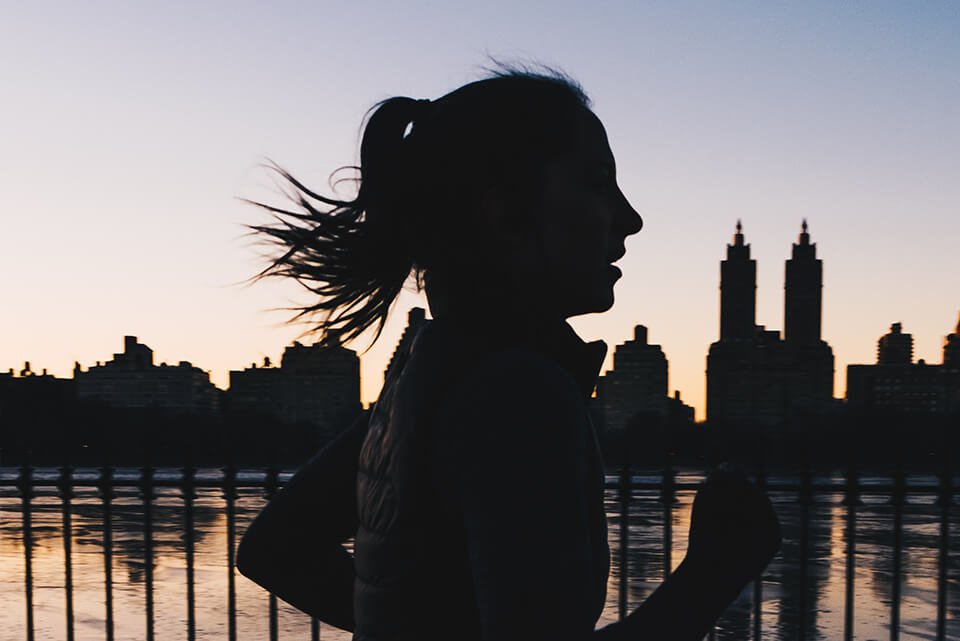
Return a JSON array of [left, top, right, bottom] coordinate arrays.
[[3, 2, 959, 418]]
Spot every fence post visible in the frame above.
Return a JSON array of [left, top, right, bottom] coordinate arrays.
[[935, 466, 951, 641], [752, 467, 766, 641], [797, 464, 812, 641], [223, 456, 238, 641], [618, 447, 629, 621], [58, 457, 75, 641], [265, 457, 280, 641], [18, 455, 35, 641], [659, 455, 675, 580], [98, 456, 114, 641], [182, 453, 196, 641], [842, 465, 858, 641], [889, 465, 904, 641], [140, 456, 155, 641]]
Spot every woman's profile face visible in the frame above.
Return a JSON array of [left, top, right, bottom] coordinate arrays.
[[518, 109, 643, 319]]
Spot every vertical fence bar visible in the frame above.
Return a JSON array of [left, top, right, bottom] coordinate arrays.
[[752, 569, 762, 641], [269, 593, 279, 641], [19, 459, 35, 641], [266, 461, 280, 641], [224, 462, 238, 641], [889, 468, 904, 641], [752, 469, 765, 641], [660, 458, 674, 580], [59, 462, 75, 641], [183, 462, 196, 641], [141, 463, 155, 641], [798, 466, 811, 641], [100, 461, 115, 641], [311, 617, 320, 641], [935, 470, 950, 641], [618, 452, 629, 621], [843, 467, 858, 641]]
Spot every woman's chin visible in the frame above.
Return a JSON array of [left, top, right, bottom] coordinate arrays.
[[595, 293, 616, 313], [566, 289, 615, 317], [595, 282, 617, 311]]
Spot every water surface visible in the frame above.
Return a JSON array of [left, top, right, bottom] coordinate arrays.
[[0, 469, 956, 640]]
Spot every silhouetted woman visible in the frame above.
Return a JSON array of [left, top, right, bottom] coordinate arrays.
[[237, 67, 781, 641]]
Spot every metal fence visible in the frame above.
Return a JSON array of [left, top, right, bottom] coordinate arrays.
[[3, 463, 956, 641], [613, 466, 955, 641]]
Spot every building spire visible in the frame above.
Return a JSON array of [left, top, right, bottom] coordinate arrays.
[[721, 220, 756, 340], [798, 218, 810, 245]]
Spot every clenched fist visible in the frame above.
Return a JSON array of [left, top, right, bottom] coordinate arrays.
[[684, 464, 781, 588]]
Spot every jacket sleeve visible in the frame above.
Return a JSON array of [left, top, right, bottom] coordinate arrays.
[[433, 351, 602, 641], [236, 411, 368, 631]]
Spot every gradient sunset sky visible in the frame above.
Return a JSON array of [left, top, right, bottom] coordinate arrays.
[[3, 2, 959, 419]]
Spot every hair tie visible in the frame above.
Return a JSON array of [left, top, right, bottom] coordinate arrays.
[[403, 99, 433, 140]]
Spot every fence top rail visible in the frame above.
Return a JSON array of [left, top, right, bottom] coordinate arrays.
[[0, 466, 957, 494]]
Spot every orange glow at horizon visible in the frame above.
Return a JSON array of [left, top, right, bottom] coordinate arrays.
[[2, 3, 959, 422]]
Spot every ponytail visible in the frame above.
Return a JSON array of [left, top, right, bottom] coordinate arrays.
[[248, 96, 430, 346], [249, 66, 589, 347]]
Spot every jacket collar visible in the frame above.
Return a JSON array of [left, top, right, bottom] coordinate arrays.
[[526, 321, 607, 398], [425, 314, 607, 398]]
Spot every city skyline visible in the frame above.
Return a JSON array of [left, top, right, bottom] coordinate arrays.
[[4, 220, 959, 420], [3, 3, 960, 420], [5, 239, 958, 422]]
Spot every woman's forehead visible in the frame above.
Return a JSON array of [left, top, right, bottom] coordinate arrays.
[[570, 109, 615, 165]]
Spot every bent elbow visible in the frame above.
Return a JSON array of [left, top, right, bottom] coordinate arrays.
[[236, 521, 268, 583]]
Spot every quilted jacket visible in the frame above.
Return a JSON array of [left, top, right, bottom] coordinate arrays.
[[352, 317, 610, 641]]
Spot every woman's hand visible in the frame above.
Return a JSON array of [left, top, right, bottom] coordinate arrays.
[[683, 464, 781, 588], [599, 465, 780, 640]]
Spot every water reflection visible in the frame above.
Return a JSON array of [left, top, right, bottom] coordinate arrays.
[[0, 471, 956, 641]]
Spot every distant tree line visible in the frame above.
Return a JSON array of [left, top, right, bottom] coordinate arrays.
[[0, 378, 362, 467], [2, 374, 956, 471], [602, 408, 958, 473]]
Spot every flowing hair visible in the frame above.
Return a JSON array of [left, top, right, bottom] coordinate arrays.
[[248, 65, 590, 346]]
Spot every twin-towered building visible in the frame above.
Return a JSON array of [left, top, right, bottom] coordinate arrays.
[[706, 221, 960, 427], [707, 221, 836, 428]]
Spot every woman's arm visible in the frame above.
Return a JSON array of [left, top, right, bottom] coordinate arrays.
[[236, 412, 369, 631], [597, 465, 782, 640]]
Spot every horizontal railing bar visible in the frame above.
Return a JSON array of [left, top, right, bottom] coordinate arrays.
[[1, 479, 281, 489], [2, 477, 957, 494], [604, 481, 956, 493]]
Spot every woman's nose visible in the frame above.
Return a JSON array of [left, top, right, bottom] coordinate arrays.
[[618, 197, 643, 236]]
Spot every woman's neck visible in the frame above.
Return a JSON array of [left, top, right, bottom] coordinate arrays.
[[425, 275, 563, 332]]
